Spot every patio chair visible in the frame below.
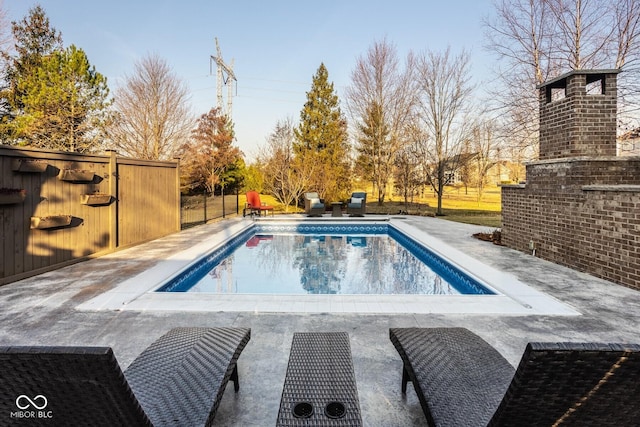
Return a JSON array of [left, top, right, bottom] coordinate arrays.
[[389, 327, 640, 427], [244, 190, 274, 217], [347, 192, 367, 217], [304, 192, 325, 216], [0, 327, 251, 427]]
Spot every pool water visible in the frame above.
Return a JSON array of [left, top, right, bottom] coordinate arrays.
[[158, 226, 494, 295]]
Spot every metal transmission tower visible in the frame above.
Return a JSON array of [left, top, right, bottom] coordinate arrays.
[[210, 37, 237, 119]]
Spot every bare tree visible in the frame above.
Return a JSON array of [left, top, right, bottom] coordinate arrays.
[[394, 141, 423, 212], [0, 1, 11, 55], [485, 0, 555, 85], [345, 38, 416, 204], [612, 0, 640, 131], [484, 0, 556, 160], [471, 119, 500, 200], [258, 118, 313, 212], [412, 48, 474, 216], [108, 54, 193, 160], [484, 0, 640, 154]]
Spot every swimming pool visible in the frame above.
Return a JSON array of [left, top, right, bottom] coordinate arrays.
[[78, 218, 580, 315], [156, 223, 494, 295]]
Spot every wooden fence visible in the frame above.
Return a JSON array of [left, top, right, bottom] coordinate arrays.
[[1, 145, 180, 285]]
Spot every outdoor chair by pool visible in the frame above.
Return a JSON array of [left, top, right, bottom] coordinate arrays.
[[347, 191, 367, 217], [244, 190, 274, 216], [305, 192, 325, 216], [389, 327, 640, 427], [0, 327, 251, 427]]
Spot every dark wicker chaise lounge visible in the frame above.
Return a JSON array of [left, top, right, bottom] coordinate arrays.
[[0, 327, 251, 426], [277, 332, 362, 426], [389, 327, 640, 427]]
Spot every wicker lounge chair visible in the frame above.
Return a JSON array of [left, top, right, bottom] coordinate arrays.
[[347, 191, 367, 217], [244, 190, 274, 216], [304, 192, 325, 217], [389, 327, 640, 427], [0, 327, 251, 427]]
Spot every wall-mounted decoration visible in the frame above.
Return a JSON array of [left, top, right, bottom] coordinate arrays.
[[0, 188, 26, 205], [11, 159, 48, 173], [80, 193, 112, 206], [30, 215, 73, 230], [58, 169, 95, 182]]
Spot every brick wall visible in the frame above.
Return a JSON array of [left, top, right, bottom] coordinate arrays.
[[502, 158, 640, 290], [502, 70, 640, 290]]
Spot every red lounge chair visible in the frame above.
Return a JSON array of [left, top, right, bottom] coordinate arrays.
[[244, 191, 274, 217], [245, 235, 273, 247]]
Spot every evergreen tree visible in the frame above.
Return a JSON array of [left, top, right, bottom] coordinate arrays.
[[3, 5, 62, 114], [15, 45, 109, 151], [0, 6, 109, 151], [294, 63, 350, 202]]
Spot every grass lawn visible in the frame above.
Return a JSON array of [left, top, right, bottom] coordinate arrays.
[[239, 185, 502, 229], [366, 185, 502, 228]]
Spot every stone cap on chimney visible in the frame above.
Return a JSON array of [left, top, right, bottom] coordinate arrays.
[[537, 69, 620, 89]]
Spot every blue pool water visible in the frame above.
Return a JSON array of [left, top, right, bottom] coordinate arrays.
[[157, 224, 494, 296]]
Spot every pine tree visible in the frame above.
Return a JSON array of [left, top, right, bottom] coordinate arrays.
[[0, 6, 110, 151], [4, 5, 62, 113], [294, 63, 350, 202], [16, 45, 110, 151]]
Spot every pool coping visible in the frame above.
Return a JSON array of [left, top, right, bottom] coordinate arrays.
[[77, 217, 580, 316]]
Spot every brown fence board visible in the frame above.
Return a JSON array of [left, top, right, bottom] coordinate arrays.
[[0, 146, 180, 285]]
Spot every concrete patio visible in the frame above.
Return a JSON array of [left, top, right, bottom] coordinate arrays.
[[1, 215, 639, 426]]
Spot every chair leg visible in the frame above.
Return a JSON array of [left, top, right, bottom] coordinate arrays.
[[402, 364, 410, 394], [231, 364, 240, 392]]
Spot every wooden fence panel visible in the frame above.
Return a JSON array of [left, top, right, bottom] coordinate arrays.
[[116, 159, 179, 247], [1, 146, 179, 285]]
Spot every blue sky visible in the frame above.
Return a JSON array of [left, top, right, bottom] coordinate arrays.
[[6, 1, 495, 160]]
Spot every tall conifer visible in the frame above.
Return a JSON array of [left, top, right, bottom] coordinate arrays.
[[294, 63, 350, 202], [0, 5, 109, 151]]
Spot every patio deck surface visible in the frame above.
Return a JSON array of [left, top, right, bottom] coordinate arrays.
[[1, 215, 639, 426]]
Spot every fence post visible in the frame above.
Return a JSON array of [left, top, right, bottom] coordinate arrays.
[[107, 149, 118, 250], [174, 156, 181, 231], [222, 186, 226, 218], [203, 191, 207, 224]]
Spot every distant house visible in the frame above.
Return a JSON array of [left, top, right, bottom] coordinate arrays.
[[487, 160, 522, 184], [619, 128, 640, 156]]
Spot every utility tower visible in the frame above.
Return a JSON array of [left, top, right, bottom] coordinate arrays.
[[210, 37, 237, 119]]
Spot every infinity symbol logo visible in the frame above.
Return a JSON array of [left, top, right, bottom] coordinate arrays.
[[15, 395, 48, 410]]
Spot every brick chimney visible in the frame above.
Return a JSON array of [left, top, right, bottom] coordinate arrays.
[[538, 69, 620, 160]]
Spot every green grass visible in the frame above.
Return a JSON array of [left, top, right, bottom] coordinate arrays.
[[236, 186, 503, 228], [437, 210, 502, 228], [365, 185, 502, 228]]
